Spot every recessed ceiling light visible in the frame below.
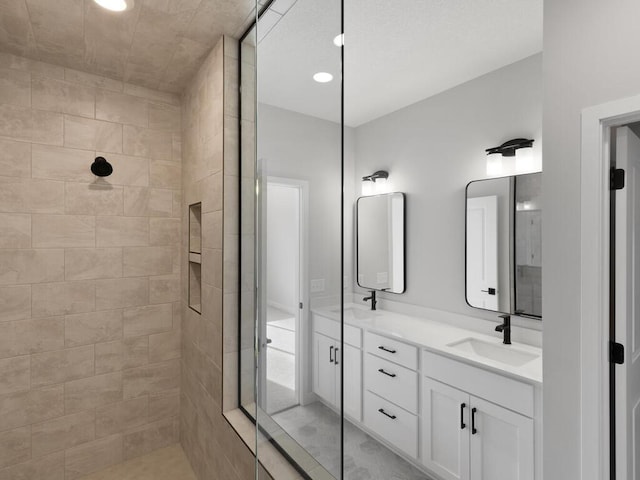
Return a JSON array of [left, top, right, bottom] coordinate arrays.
[[313, 72, 333, 83], [333, 34, 344, 47], [93, 0, 133, 12]]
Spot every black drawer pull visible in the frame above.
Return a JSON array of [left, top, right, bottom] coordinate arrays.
[[378, 408, 397, 420], [329, 345, 334, 363], [378, 345, 397, 354], [460, 403, 466, 429], [471, 407, 477, 434], [334, 348, 339, 365], [377, 368, 396, 378]]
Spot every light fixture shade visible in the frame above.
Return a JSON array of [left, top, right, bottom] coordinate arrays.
[[93, 0, 133, 11]]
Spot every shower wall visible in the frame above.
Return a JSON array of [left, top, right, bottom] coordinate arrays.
[[180, 37, 255, 480], [0, 52, 182, 479]]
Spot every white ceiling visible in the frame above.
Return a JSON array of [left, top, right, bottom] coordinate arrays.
[[0, 0, 255, 93], [257, 0, 543, 127]]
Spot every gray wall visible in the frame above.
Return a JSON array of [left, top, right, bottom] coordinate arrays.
[[354, 54, 542, 322], [543, 1, 640, 477]]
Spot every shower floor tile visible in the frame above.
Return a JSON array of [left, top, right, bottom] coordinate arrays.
[[77, 444, 196, 480]]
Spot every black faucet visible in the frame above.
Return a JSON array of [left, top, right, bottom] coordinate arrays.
[[363, 290, 377, 311], [495, 314, 511, 345]]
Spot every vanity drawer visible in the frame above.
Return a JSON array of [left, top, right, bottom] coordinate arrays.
[[364, 390, 418, 458], [313, 314, 361, 348], [266, 324, 295, 354], [365, 331, 417, 370], [365, 353, 418, 414], [422, 350, 534, 417]]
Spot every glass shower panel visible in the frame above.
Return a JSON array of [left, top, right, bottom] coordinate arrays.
[[252, 0, 344, 477]]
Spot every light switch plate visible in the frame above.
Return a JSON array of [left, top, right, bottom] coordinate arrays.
[[310, 279, 325, 293]]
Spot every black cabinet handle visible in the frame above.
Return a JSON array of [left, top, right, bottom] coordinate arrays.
[[378, 345, 397, 354], [334, 348, 339, 365], [378, 368, 396, 378], [378, 408, 397, 420], [460, 403, 466, 429], [471, 407, 477, 434], [329, 345, 334, 363]]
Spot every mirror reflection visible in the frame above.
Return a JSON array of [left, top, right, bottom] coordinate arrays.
[[465, 173, 542, 318], [357, 193, 405, 294]]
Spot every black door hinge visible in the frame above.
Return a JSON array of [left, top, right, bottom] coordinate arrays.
[[611, 341, 625, 364], [611, 168, 625, 190]]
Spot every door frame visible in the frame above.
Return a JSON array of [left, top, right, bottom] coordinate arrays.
[[580, 93, 640, 480], [264, 176, 310, 407]]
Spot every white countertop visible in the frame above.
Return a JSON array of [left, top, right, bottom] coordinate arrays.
[[312, 303, 543, 386]]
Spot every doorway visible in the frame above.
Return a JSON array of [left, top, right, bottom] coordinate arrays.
[[261, 178, 308, 415], [581, 97, 640, 480]]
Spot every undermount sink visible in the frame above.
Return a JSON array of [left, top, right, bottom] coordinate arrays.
[[447, 337, 539, 367], [331, 307, 375, 320]]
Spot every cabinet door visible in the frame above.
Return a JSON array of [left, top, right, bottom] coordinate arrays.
[[422, 378, 470, 480], [469, 396, 534, 480], [313, 333, 336, 406], [341, 344, 362, 421]]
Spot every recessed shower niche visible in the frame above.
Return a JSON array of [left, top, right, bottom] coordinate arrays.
[[189, 202, 202, 314]]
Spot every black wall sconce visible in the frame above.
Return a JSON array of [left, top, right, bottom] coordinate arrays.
[[485, 138, 534, 157], [362, 170, 389, 183]]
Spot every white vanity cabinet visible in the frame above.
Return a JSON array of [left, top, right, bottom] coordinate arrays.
[[422, 352, 534, 480], [312, 313, 362, 421]]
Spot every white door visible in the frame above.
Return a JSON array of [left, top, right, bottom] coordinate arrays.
[[314, 332, 336, 406], [614, 126, 640, 480], [342, 344, 362, 422], [469, 396, 533, 480], [422, 378, 470, 480], [466, 196, 499, 310]]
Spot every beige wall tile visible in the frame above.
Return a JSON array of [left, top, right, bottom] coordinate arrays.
[[0, 138, 31, 178], [64, 115, 123, 153], [123, 303, 173, 337], [0, 213, 30, 248], [123, 336, 149, 369], [0, 426, 31, 468], [0, 104, 31, 142], [96, 90, 148, 127], [31, 345, 94, 388], [202, 211, 222, 249], [96, 216, 149, 247], [123, 417, 179, 460], [124, 187, 173, 217], [95, 277, 149, 310], [201, 172, 222, 213], [0, 68, 30, 107], [201, 248, 222, 288], [65, 183, 124, 216], [0, 53, 64, 79], [30, 109, 64, 146], [100, 152, 149, 187], [0, 451, 64, 480], [31, 281, 96, 317], [123, 83, 179, 106], [65, 248, 123, 281], [149, 218, 180, 246], [64, 434, 123, 480], [0, 285, 31, 322], [32, 77, 95, 118], [0, 317, 64, 358], [149, 275, 180, 304], [150, 161, 181, 189], [65, 69, 123, 93], [64, 372, 123, 413], [0, 177, 65, 214], [0, 249, 64, 285], [123, 125, 173, 161], [32, 411, 95, 458], [149, 388, 179, 423], [149, 103, 180, 131], [0, 356, 30, 395], [95, 397, 148, 438], [149, 330, 180, 363], [32, 214, 95, 248], [0, 385, 64, 432], [65, 309, 123, 346], [31, 144, 94, 183], [123, 359, 180, 399], [123, 246, 173, 277], [95, 340, 123, 375]]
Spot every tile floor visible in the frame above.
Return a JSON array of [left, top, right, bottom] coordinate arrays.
[[273, 402, 431, 480], [77, 444, 197, 480]]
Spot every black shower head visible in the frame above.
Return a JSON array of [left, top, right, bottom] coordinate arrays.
[[91, 157, 113, 177]]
